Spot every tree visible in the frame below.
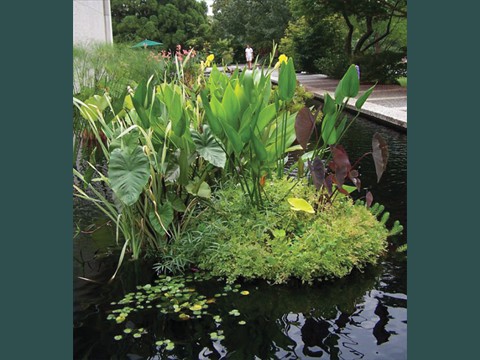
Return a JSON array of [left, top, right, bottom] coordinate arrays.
[[212, 0, 291, 60], [111, 0, 211, 51], [290, 0, 407, 57]]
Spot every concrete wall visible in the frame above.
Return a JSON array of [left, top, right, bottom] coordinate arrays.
[[73, 0, 113, 45]]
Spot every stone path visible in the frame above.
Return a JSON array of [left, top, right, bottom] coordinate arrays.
[[270, 71, 407, 130]]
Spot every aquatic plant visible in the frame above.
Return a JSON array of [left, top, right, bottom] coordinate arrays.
[[178, 177, 391, 284]]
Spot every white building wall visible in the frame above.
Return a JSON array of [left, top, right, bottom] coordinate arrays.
[[73, 0, 113, 45]]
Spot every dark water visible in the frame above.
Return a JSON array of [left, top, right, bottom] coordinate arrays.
[[74, 116, 407, 359]]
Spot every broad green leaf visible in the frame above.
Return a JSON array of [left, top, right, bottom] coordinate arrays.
[[255, 103, 277, 133], [222, 122, 243, 154], [148, 202, 174, 234], [186, 180, 211, 199], [108, 146, 150, 206], [321, 113, 338, 145], [239, 105, 254, 142], [355, 83, 376, 109], [222, 84, 241, 130], [234, 82, 249, 112], [130, 95, 150, 128], [191, 125, 226, 168], [340, 64, 360, 98], [287, 198, 315, 214], [251, 132, 267, 161], [210, 95, 227, 124], [167, 193, 187, 212], [201, 91, 222, 136], [323, 93, 336, 115], [278, 59, 296, 101]]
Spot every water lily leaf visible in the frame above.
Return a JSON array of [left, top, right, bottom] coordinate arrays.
[[189, 304, 202, 311], [108, 146, 150, 206], [191, 125, 226, 168], [114, 335, 123, 341], [288, 198, 315, 214], [179, 313, 190, 320], [238, 320, 246, 325], [240, 290, 250, 296], [165, 343, 175, 351]]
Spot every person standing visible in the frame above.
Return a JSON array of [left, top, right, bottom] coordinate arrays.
[[245, 44, 254, 70]]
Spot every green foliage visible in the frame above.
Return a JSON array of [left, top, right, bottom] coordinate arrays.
[[111, 0, 211, 51], [354, 51, 407, 83], [396, 76, 407, 87], [279, 15, 345, 73], [212, 0, 292, 60], [201, 58, 298, 207], [181, 178, 389, 284]]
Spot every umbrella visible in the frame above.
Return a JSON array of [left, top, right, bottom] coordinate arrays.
[[131, 39, 163, 48]]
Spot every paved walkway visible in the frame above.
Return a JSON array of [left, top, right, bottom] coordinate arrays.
[[270, 70, 407, 130]]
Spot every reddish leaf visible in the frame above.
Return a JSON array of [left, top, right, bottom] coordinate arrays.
[[309, 157, 325, 190], [372, 133, 388, 182], [348, 169, 361, 191], [331, 145, 351, 187], [366, 191, 373, 208], [324, 174, 333, 195], [295, 107, 315, 150]]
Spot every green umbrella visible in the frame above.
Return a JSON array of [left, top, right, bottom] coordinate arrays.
[[132, 39, 163, 48]]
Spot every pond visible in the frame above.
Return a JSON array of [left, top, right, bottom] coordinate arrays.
[[74, 115, 407, 359]]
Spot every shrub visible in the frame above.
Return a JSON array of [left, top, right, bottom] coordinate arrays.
[[353, 51, 407, 84], [183, 178, 389, 284]]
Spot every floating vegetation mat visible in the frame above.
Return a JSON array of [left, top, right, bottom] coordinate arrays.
[[106, 272, 252, 352]]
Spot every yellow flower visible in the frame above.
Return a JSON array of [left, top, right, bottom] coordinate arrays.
[[275, 54, 289, 69], [205, 54, 215, 67]]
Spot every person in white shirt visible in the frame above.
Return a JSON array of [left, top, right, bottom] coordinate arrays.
[[245, 45, 254, 70]]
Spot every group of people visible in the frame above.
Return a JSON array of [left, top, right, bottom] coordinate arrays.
[[147, 44, 197, 63], [147, 42, 256, 70]]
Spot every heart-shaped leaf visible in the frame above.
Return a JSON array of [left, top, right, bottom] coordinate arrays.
[[295, 107, 315, 150], [191, 125, 226, 168], [108, 146, 150, 206]]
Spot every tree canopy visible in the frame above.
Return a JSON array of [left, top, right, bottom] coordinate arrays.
[[212, 0, 291, 59], [111, 0, 211, 51]]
